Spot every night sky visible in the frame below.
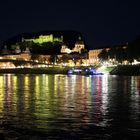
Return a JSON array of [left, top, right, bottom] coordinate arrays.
[[0, 0, 140, 49]]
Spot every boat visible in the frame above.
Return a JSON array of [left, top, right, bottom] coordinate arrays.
[[68, 68, 103, 75]]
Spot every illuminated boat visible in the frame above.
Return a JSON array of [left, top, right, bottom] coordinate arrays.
[[68, 68, 103, 75], [67, 68, 82, 74]]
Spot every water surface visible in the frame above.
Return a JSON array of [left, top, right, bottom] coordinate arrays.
[[0, 74, 140, 139]]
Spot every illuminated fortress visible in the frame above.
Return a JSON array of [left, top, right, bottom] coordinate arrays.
[[23, 34, 63, 44]]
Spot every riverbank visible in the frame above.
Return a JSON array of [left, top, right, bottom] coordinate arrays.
[[110, 65, 140, 75], [1, 65, 140, 75], [0, 66, 110, 75], [0, 67, 69, 74]]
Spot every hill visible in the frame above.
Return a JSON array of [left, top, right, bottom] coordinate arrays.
[[3, 30, 86, 50]]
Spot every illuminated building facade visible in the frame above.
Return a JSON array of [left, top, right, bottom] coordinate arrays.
[[88, 48, 110, 65], [61, 37, 85, 54], [23, 34, 63, 44], [89, 49, 103, 65], [73, 37, 85, 53], [61, 44, 71, 54], [88, 45, 129, 66]]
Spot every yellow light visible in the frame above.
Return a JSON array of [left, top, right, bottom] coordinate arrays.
[[24, 76, 29, 111], [0, 76, 4, 113], [35, 76, 40, 99]]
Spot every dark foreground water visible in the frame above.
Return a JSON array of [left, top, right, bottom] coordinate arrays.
[[0, 74, 140, 139]]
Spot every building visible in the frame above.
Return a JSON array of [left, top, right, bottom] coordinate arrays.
[[61, 44, 71, 54], [61, 36, 85, 54], [73, 36, 85, 53], [23, 34, 63, 44], [89, 49, 103, 65]]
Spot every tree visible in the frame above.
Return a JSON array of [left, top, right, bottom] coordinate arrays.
[[30, 54, 40, 61], [115, 47, 127, 63], [108, 47, 116, 59], [49, 55, 58, 64], [98, 49, 108, 61], [127, 36, 140, 62]]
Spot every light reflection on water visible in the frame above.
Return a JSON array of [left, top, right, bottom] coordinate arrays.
[[0, 74, 140, 139]]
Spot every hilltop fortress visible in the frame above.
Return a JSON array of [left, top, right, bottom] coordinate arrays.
[[23, 34, 63, 44]]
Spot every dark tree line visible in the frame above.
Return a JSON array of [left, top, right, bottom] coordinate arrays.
[[127, 36, 140, 62], [3, 41, 62, 55], [98, 36, 140, 63], [25, 41, 62, 55]]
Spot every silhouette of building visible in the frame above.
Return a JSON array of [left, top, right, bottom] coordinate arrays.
[[61, 36, 85, 54]]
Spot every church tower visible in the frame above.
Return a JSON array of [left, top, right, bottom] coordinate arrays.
[[73, 36, 85, 53]]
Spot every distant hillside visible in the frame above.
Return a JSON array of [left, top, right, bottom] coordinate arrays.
[[3, 30, 87, 49]]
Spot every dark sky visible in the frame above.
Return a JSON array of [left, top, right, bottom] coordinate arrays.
[[0, 0, 140, 49]]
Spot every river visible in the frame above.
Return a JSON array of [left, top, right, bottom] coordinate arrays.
[[0, 74, 140, 139]]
